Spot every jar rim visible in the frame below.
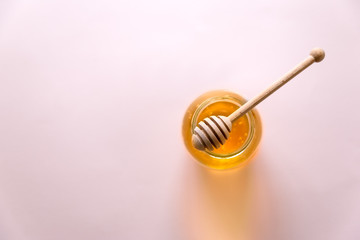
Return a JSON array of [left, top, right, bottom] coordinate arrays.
[[190, 95, 256, 158]]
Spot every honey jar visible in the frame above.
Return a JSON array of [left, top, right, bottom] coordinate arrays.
[[182, 90, 262, 170]]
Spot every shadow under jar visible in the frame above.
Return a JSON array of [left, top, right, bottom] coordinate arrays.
[[182, 90, 262, 170]]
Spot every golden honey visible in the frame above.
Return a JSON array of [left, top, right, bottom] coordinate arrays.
[[182, 90, 262, 170]]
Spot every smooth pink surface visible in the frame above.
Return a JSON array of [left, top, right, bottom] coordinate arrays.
[[0, 0, 360, 239]]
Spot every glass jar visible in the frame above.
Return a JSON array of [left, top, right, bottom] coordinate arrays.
[[182, 90, 262, 170]]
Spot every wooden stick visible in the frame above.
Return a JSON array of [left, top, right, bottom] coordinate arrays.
[[228, 48, 325, 122]]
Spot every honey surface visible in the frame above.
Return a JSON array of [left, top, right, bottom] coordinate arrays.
[[196, 101, 249, 155]]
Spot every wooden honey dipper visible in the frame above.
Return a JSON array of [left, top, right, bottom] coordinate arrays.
[[192, 48, 325, 151]]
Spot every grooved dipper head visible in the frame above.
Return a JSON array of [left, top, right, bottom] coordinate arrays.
[[192, 115, 232, 151]]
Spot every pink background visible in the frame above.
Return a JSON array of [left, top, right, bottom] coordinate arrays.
[[0, 0, 360, 239]]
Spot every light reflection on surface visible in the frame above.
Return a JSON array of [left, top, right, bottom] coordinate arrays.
[[180, 153, 277, 240]]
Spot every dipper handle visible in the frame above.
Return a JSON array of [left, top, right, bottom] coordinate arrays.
[[228, 48, 325, 122]]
